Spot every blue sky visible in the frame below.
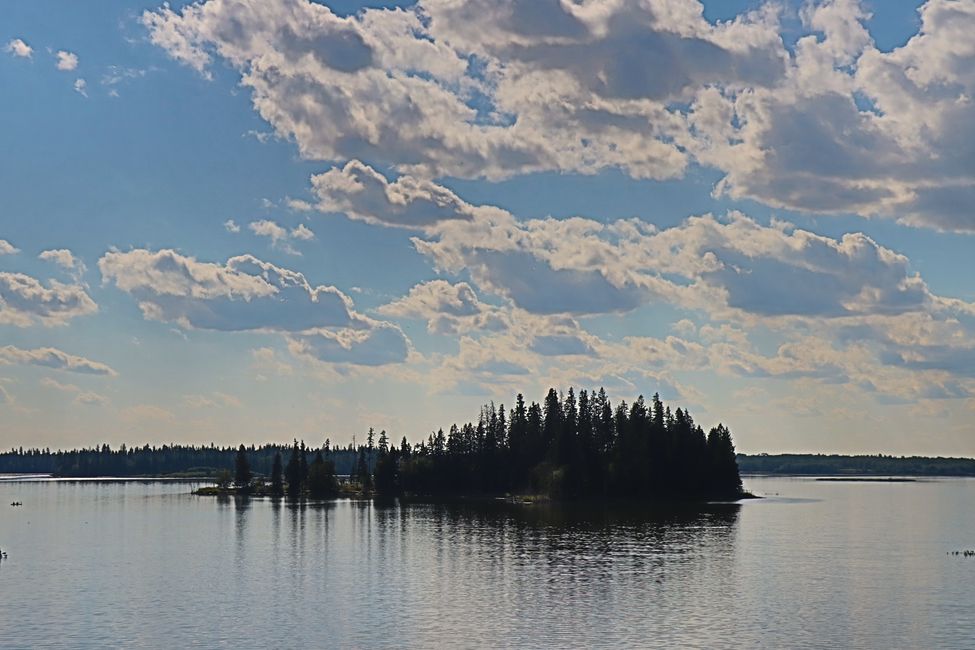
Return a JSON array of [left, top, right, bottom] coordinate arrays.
[[2, 0, 974, 455]]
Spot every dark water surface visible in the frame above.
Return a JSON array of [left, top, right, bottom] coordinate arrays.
[[1, 476, 974, 648]]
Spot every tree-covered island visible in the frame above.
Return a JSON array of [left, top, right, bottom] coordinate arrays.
[[1, 387, 745, 502]]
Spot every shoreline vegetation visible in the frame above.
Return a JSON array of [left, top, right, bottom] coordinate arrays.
[[2, 387, 746, 503], [737, 454, 975, 477]]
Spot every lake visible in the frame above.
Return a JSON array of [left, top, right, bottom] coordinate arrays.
[[1, 476, 973, 648]]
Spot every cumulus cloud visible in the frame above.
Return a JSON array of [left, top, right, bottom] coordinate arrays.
[[291, 223, 314, 240], [0, 345, 117, 376], [73, 78, 88, 97], [407, 185, 940, 320], [248, 219, 315, 254], [99, 248, 360, 332], [700, 0, 975, 231], [289, 322, 411, 366], [223, 219, 241, 233], [38, 249, 80, 270], [145, 0, 975, 230], [5, 38, 31, 59], [377, 280, 507, 333], [0, 271, 98, 327], [142, 0, 785, 181], [55, 50, 78, 71], [0, 239, 19, 255], [311, 160, 483, 230], [39, 249, 87, 282]]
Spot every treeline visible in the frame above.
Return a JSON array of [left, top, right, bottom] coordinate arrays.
[[237, 388, 742, 500], [738, 453, 975, 476], [0, 442, 364, 478], [2, 387, 744, 500], [227, 441, 341, 499]]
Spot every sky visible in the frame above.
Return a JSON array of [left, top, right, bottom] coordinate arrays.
[[1, 0, 974, 455]]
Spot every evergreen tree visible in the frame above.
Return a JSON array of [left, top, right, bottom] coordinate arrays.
[[374, 444, 399, 495], [270, 451, 284, 496], [234, 444, 251, 492], [307, 450, 338, 498], [356, 446, 372, 492], [298, 440, 309, 486], [285, 440, 302, 498]]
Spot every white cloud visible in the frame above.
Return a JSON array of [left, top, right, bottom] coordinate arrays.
[[38, 249, 80, 270], [38, 249, 87, 283], [311, 160, 482, 231], [99, 248, 360, 332], [289, 322, 411, 366], [248, 219, 315, 254], [56, 50, 78, 71], [248, 219, 287, 243], [145, 0, 975, 231], [407, 183, 940, 320], [0, 240, 19, 255], [100, 66, 148, 93], [5, 38, 32, 59], [377, 279, 507, 334], [142, 0, 784, 181], [251, 346, 293, 378], [0, 345, 117, 376], [290, 223, 314, 240], [74, 391, 108, 406], [40, 377, 81, 392], [698, 0, 975, 231], [0, 271, 98, 327], [223, 219, 240, 233], [73, 78, 88, 97]]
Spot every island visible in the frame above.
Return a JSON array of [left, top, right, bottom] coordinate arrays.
[[1, 387, 745, 502]]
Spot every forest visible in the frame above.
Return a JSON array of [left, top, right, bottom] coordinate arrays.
[[737, 454, 975, 477], [1, 387, 744, 500]]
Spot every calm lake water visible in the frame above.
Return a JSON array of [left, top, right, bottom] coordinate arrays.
[[1, 476, 974, 648]]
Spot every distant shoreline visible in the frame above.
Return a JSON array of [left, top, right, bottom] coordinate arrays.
[[738, 453, 975, 478]]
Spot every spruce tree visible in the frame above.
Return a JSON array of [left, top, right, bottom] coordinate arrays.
[[285, 440, 302, 498], [307, 450, 338, 498], [270, 451, 284, 496], [234, 444, 251, 493]]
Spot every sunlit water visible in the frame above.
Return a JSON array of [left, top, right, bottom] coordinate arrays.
[[2, 476, 974, 648]]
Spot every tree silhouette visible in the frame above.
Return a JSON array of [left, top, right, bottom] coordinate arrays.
[[285, 440, 302, 499], [270, 451, 284, 496], [234, 444, 251, 493], [307, 450, 338, 498]]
